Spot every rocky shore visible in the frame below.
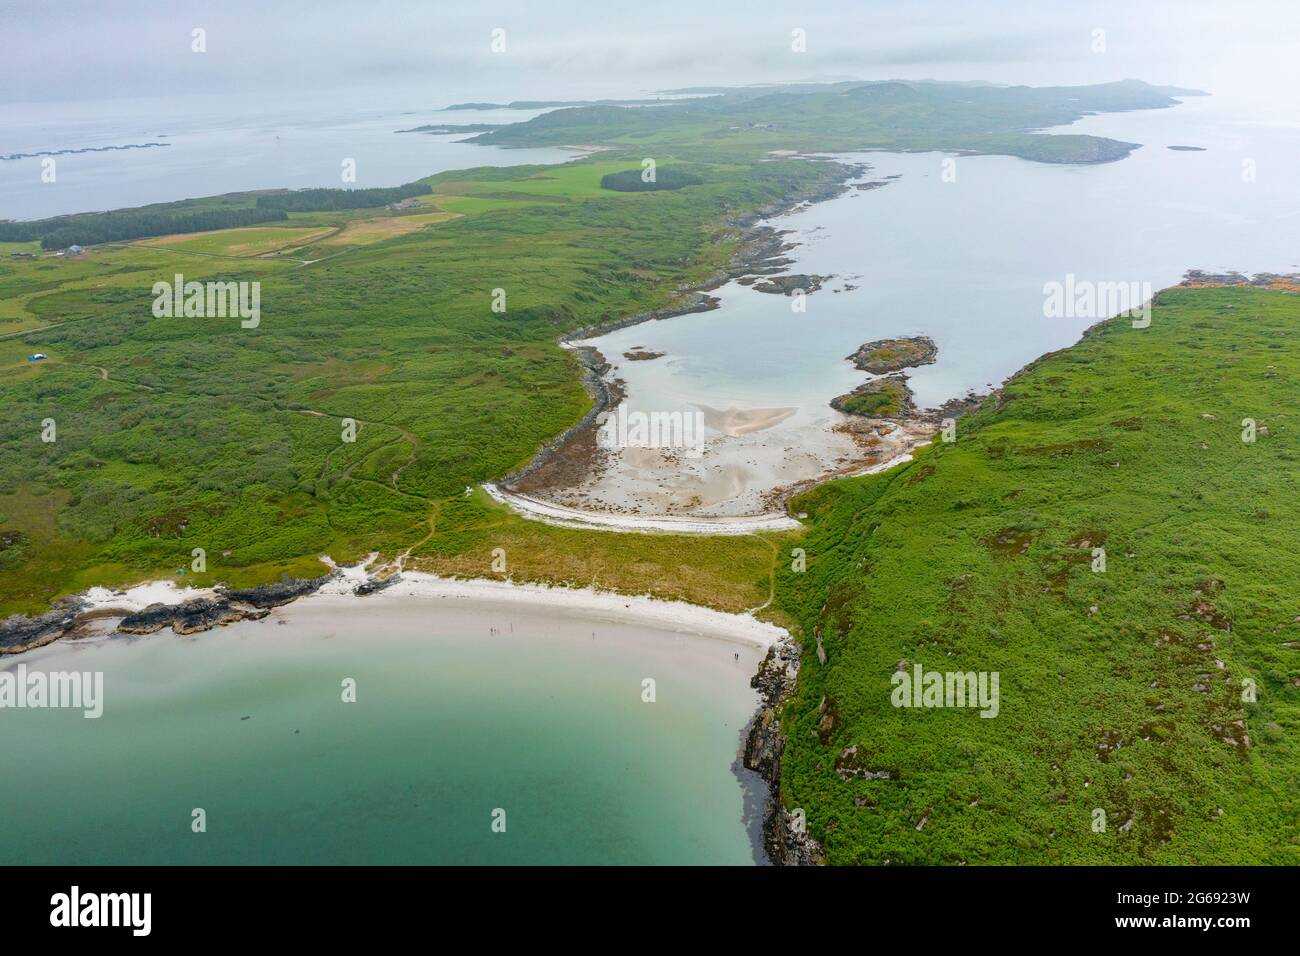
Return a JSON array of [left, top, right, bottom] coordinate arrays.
[[0, 572, 341, 653], [0, 601, 85, 655], [742, 635, 825, 865], [219, 574, 336, 608], [1180, 269, 1300, 291], [748, 273, 829, 295], [845, 335, 938, 374], [118, 597, 270, 635]]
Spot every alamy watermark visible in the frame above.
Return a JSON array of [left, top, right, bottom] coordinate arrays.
[[599, 404, 705, 458], [1043, 274, 1152, 328], [0, 664, 103, 718], [891, 663, 999, 718], [152, 273, 260, 328], [50, 886, 150, 936]]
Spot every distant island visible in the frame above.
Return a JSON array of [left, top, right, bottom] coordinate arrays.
[[396, 123, 502, 135], [0, 142, 171, 162], [445, 98, 675, 111], [466, 78, 1203, 166]]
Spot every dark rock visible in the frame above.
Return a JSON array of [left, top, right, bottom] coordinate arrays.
[[845, 336, 938, 374], [0, 602, 84, 654], [751, 273, 829, 296], [354, 574, 402, 596], [742, 638, 824, 865], [118, 597, 270, 636], [219, 573, 336, 609]]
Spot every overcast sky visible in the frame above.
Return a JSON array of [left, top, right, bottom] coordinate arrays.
[[2, 0, 1298, 110]]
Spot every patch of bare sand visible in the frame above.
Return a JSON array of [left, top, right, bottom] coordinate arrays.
[[695, 404, 797, 436]]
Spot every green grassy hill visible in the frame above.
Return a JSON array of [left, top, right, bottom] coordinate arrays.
[[772, 286, 1299, 864], [472, 79, 1197, 164], [0, 154, 840, 613]]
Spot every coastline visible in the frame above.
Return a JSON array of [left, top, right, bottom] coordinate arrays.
[[6, 564, 801, 865], [483, 482, 801, 534], [490, 157, 866, 508], [2, 564, 788, 654], [488, 155, 947, 531]]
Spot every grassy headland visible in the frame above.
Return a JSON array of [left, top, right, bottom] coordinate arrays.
[[772, 287, 1299, 864]]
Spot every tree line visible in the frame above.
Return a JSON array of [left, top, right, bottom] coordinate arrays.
[[0, 207, 289, 250], [255, 182, 432, 212]]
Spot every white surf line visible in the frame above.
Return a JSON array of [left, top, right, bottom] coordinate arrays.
[[482, 483, 802, 535]]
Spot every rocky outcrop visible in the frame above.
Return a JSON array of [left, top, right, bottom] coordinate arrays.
[[743, 636, 825, 865], [0, 602, 84, 655], [1180, 270, 1300, 292], [117, 597, 270, 636], [830, 374, 915, 419], [751, 273, 829, 296], [218, 573, 336, 609], [845, 336, 938, 375], [354, 573, 403, 596]]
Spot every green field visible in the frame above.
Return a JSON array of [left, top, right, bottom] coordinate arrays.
[[0, 141, 841, 614], [137, 225, 336, 257], [773, 287, 1300, 864]]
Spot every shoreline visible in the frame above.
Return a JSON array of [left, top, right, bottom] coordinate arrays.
[[490, 157, 867, 511], [483, 482, 801, 534], [489, 156, 954, 533], [2, 563, 788, 656]]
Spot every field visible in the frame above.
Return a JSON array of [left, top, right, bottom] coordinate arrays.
[[137, 225, 336, 257], [773, 287, 1300, 864], [405, 488, 791, 614], [0, 144, 841, 614]]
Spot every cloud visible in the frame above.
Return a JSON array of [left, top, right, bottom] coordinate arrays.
[[3, 0, 1298, 106]]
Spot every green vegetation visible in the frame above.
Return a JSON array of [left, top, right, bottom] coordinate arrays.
[[0, 149, 841, 614], [472, 79, 1199, 164], [773, 288, 1299, 864], [254, 182, 431, 212], [0, 206, 288, 251], [137, 225, 337, 257], [831, 376, 910, 418], [1, 78, 1292, 866], [600, 167, 704, 192], [407, 488, 788, 614]]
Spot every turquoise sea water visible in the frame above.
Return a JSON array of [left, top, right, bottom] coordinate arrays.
[[0, 594, 766, 865]]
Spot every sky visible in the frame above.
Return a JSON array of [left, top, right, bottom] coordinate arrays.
[[2, 0, 1299, 112]]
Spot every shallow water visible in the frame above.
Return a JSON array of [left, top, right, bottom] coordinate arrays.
[[577, 95, 1300, 515], [0, 94, 575, 221], [0, 592, 767, 865]]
